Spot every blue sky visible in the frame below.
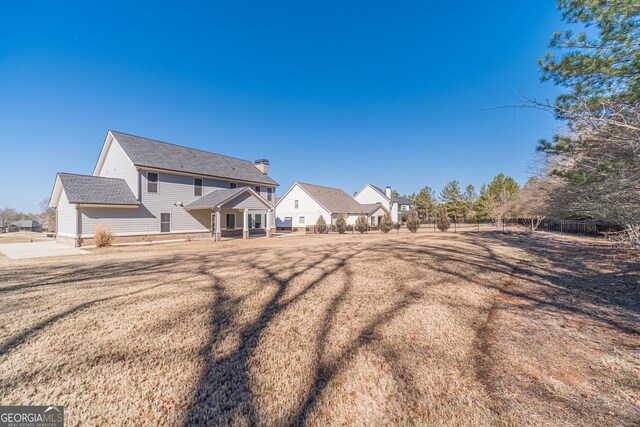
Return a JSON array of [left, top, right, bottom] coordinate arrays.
[[0, 1, 565, 213]]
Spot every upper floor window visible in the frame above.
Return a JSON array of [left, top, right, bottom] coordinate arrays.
[[267, 187, 273, 202], [255, 186, 261, 194], [147, 172, 158, 193], [194, 178, 203, 196], [294, 200, 299, 209], [400, 204, 410, 212], [229, 182, 237, 189]]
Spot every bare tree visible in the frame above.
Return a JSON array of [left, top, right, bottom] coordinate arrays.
[[511, 178, 547, 234], [0, 208, 17, 229]]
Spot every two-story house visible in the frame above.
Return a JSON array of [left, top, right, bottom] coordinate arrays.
[[49, 131, 278, 246], [353, 184, 412, 224]]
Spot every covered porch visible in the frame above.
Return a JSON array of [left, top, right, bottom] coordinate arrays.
[[185, 187, 274, 241]]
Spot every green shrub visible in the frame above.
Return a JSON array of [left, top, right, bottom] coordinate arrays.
[[406, 211, 420, 233], [315, 215, 327, 234], [335, 215, 347, 234], [355, 213, 368, 234], [436, 207, 451, 232], [380, 212, 394, 233]]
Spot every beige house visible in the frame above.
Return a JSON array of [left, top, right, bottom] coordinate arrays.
[[50, 131, 278, 246]]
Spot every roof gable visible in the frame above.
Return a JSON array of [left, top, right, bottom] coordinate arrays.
[[185, 187, 272, 210], [297, 182, 369, 214], [109, 131, 278, 186], [355, 183, 389, 201]]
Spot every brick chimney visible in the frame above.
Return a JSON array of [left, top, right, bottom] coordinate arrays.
[[385, 186, 392, 198], [255, 159, 269, 174]]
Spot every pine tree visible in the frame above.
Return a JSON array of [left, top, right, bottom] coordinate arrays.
[[408, 186, 437, 221], [439, 180, 464, 222]]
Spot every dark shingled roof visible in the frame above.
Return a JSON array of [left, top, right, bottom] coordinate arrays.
[[391, 196, 411, 204], [12, 220, 41, 228], [110, 131, 278, 186], [298, 183, 369, 214], [185, 187, 246, 209], [58, 173, 140, 205]]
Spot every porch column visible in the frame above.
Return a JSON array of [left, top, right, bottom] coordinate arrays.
[[266, 209, 272, 237], [215, 209, 221, 242], [243, 209, 249, 239]]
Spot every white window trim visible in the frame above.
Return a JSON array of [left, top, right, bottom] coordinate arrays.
[[147, 171, 159, 194], [294, 200, 299, 209], [194, 177, 203, 197], [267, 187, 273, 202], [226, 213, 236, 230], [160, 212, 171, 233], [299, 215, 305, 225]]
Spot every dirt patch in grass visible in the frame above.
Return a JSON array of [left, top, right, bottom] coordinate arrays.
[[0, 231, 637, 425]]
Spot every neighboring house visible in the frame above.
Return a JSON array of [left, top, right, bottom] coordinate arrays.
[[354, 184, 412, 223], [50, 131, 278, 246], [275, 182, 388, 229], [12, 220, 42, 232]]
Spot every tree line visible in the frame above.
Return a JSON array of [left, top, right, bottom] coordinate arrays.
[[403, 173, 520, 224], [1, 198, 56, 231]]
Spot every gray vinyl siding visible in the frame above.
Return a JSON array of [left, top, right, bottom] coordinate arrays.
[[56, 189, 78, 237], [97, 140, 139, 197], [78, 170, 274, 237]]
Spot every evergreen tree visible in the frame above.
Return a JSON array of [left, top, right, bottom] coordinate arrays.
[[439, 180, 464, 222], [315, 215, 327, 234], [335, 215, 347, 234], [435, 207, 451, 232], [462, 184, 477, 221], [476, 175, 520, 221], [406, 211, 420, 233], [380, 211, 394, 233], [408, 186, 437, 221], [355, 213, 368, 234]]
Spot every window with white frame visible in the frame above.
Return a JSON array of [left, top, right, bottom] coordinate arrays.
[[294, 200, 299, 209], [299, 216, 305, 224], [255, 186, 261, 194], [226, 213, 236, 229], [194, 178, 203, 196], [267, 187, 273, 202], [160, 213, 170, 232], [400, 204, 410, 212], [370, 216, 376, 226], [147, 172, 158, 193]]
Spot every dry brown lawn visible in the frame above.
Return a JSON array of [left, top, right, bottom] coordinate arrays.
[[0, 231, 53, 244], [0, 231, 638, 426]]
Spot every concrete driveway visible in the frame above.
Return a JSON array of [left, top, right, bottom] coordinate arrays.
[[0, 241, 88, 260]]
